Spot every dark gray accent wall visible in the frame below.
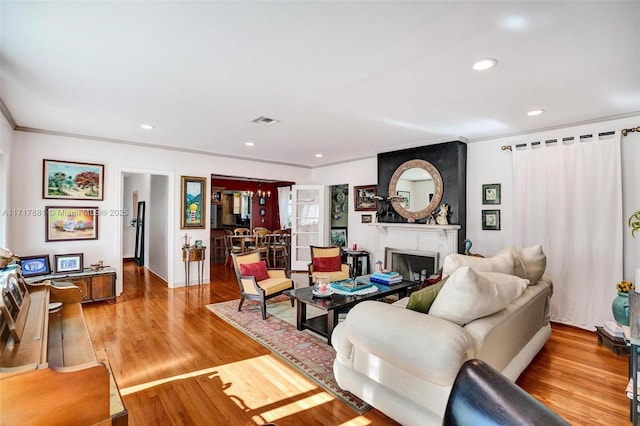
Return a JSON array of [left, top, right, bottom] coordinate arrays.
[[377, 141, 467, 253]]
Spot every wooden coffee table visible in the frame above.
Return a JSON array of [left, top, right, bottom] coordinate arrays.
[[284, 277, 416, 345]]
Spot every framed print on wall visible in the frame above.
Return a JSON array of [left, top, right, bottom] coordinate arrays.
[[53, 253, 84, 273], [482, 183, 501, 205], [354, 185, 377, 211], [181, 176, 207, 229], [330, 228, 347, 248], [361, 214, 372, 223], [397, 191, 410, 209], [19, 255, 51, 278], [45, 206, 98, 242], [482, 209, 501, 231], [43, 159, 104, 200]]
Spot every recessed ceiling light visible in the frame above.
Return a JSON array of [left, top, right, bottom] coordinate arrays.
[[472, 58, 498, 71], [527, 109, 545, 116], [140, 124, 155, 130], [245, 141, 255, 147], [315, 154, 323, 158]]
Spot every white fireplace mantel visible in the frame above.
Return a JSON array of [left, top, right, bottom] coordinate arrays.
[[368, 223, 461, 268]]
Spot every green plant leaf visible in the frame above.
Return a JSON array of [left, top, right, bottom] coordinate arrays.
[[629, 210, 640, 238]]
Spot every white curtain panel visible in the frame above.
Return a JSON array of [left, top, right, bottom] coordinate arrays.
[[277, 186, 291, 229], [512, 132, 623, 330]]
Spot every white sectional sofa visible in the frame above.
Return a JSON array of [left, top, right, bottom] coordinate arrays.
[[332, 246, 551, 425]]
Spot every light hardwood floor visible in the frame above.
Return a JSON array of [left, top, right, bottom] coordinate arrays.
[[82, 261, 630, 425]]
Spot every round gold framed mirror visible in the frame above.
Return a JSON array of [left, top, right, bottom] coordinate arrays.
[[388, 159, 443, 221]]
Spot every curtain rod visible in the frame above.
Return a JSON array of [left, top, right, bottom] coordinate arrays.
[[501, 126, 640, 151]]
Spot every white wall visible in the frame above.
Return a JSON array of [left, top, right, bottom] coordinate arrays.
[[311, 157, 378, 258], [7, 131, 311, 293], [0, 113, 13, 247], [312, 116, 640, 284], [149, 174, 168, 280], [467, 115, 640, 282]]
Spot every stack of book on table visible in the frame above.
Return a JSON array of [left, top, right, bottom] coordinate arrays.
[[603, 320, 625, 339], [370, 271, 403, 285]]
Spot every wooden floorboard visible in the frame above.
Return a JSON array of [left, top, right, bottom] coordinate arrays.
[[81, 260, 630, 425]]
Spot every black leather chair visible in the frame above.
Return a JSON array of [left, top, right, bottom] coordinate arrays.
[[443, 359, 569, 426]]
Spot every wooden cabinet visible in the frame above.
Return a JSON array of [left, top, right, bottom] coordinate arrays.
[[26, 268, 117, 303]]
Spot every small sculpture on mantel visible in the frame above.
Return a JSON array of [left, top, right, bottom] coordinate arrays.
[[426, 214, 436, 225], [436, 204, 449, 225]]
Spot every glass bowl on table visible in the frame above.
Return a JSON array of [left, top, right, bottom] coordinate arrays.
[[312, 273, 333, 298]]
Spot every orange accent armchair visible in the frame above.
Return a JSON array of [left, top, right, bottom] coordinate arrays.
[[232, 252, 294, 320], [307, 245, 351, 285]]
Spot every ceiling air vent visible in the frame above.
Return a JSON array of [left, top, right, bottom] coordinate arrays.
[[251, 116, 280, 126]]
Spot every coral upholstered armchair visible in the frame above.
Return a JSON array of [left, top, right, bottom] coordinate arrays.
[[307, 245, 351, 285], [232, 252, 293, 320]]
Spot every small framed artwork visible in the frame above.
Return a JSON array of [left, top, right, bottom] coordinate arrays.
[[259, 196, 267, 206], [43, 159, 104, 200], [482, 210, 501, 231], [53, 253, 84, 273], [361, 214, 373, 224], [330, 228, 347, 248], [397, 191, 410, 209], [354, 185, 377, 211], [181, 176, 207, 229], [19, 255, 51, 278], [45, 206, 99, 242], [482, 183, 501, 205]]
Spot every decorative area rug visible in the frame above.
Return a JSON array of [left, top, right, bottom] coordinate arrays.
[[206, 295, 371, 414]]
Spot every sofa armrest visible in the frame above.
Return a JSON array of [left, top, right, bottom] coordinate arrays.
[[341, 301, 476, 386]]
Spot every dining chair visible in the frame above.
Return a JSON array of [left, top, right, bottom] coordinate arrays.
[[270, 230, 290, 269], [253, 229, 271, 266]]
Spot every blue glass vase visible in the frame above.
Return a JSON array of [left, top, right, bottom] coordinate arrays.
[[612, 292, 630, 327]]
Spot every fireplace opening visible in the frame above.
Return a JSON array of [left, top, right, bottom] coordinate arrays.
[[384, 248, 439, 284]]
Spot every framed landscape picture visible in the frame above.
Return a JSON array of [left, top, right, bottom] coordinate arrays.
[[181, 176, 207, 229], [45, 206, 99, 242], [43, 159, 104, 200], [354, 185, 377, 211], [397, 190, 410, 208]]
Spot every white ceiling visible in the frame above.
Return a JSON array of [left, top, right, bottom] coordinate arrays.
[[1, 1, 639, 168]]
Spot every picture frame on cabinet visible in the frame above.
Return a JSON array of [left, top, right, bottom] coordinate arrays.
[[53, 253, 84, 273], [19, 255, 51, 278]]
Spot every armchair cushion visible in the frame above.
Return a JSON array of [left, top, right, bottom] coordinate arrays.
[[240, 261, 269, 282], [442, 251, 516, 278], [313, 255, 342, 272]]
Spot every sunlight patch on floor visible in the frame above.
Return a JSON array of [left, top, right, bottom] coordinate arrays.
[[255, 392, 334, 424]]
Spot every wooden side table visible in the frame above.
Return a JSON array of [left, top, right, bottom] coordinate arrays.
[[342, 250, 370, 278], [182, 246, 206, 287]]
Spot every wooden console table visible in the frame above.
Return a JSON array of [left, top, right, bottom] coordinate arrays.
[[25, 267, 117, 303], [182, 246, 206, 287]]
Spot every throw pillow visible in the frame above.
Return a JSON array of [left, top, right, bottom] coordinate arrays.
[[239, 261, 270, 282], [441, 251, 516, 278], [499, 244, 546, 285], [313, 255, 342, 272], [406, 276, 448, 313], [429, 267, 528, 326]]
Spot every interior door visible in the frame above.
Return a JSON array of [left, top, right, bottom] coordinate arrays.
[[290, 185, 328, 270]]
